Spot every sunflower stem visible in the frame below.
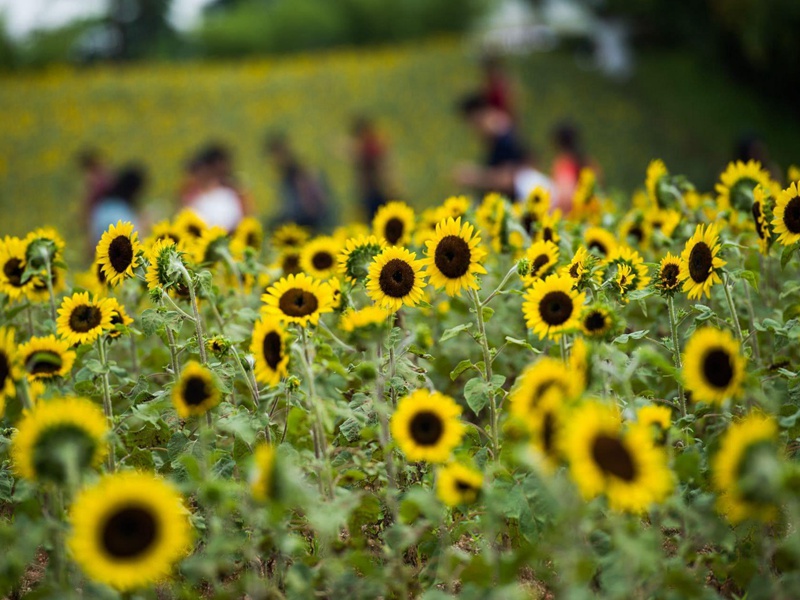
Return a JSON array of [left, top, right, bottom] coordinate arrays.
[[18, 377, 33, 411], [560, 335, 568, 363], [39, 247, 57, 322], [25, 302, 34, 337], [471, 288, 499, 460], [178, 265, 208, 365], [231, 344, 261, 411], [319, 320, 357, 353], [723, 272, 744, 344], [374, 344, 399, 520], [481, 265, 517, 307], [742, 279, 762, 363], [165, 325, 179, 378], [96, 337, 116, 472], [161, 291, 195, 322], [128, 331, 139, 376], [667, 295, 687, 418]]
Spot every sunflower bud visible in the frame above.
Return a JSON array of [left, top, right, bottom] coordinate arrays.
[[516, 258, 531, 277]]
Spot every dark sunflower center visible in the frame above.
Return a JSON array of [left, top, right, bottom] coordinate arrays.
[[531, 254, 549, 276], [311, 251, 334, 271], [282, 254, 301, 274], [783, 197, 800, 234], [378, 258, 415, 298], [110, 312, 123, 327], [538, 291, 574, 326], [262, 331, 283, 369], [455, 479, 476, 493], [108, 236, 134, 273], [246, 232, 259, 248], [409, 411, 444, 446], [584, 310, 607, 332], [661, 263, 680, 288], [33, 425, 96, 484], [26, 350, 63, 376], [629, 226, 644, 242], [384, 218, 405, 245], [0, 352, 8, 387], [542, 412, 556, 454], [434, 235, 472, 279], [568, 262, 581, 278], [588, 240, 607, 256], [96, 262, 107, 285], [751, 202, 765, 239], [187, 225, 203, 238], [543, 227, 554, 243], [183, 375, 212, 406], [101, 505, 159, 559], [702, 348, 734, 389], [278, 288, 319, 317], [591, 434, 637, 482], [69, 304, 103, 333], [522, 213, 536, 234], [688, 242, 712, 283], [3, 258, 24, 287]]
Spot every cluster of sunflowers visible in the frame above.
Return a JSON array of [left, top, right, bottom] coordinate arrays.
[[1, 158, 800, 597]]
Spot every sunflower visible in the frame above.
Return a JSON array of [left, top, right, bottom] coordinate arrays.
[[145, 238, 186, 293], [339, 306, 392, 335], [646, 207, 681, 241], [74, 260, 110, 296], [69, 471, 192, 592], [26, 264, 66, 303], [145, 219, 182, 249], [751, 186, 772, 255], [300, 236, 341, 280], [654, 253, 682, 295], [772, 181, 800, 247], [789, 165, 800, 183], [712, 413, 780, 524], [0, 327, 19, 409], [583, 227, 617, 260], [105, 298, 134, 339], [0, 236, 35, 300], [230, 216, 264, 257], [191, 226, 230, 265], [579, 304, 614, 339], [373, 201, 415, 246], [251, 316, 290, 386], [619, 213, 651, 250], [561, 400, 673, 512], [423, 217, 487, 297], [337, 235, 385, 285], [521, 240, 559, 284], [571, 168, 599, 219], [716, 160, 773, 213], [365, 246, 426, 312], [11, 397, 108, 483], [390, 389, 464, 463], [250, 443, 276, 502], [645, 159, 669, 206], [635, 405, 672, 444], [525, 387, 565, 472], [436, 463, 483, 507], [441, 195, 471, 220], [172, 361, 221, 418], [261, 272, 335, 327], [600, 246, 650, 301], [683, 327, 745, 405], [271, 223, 310, 252], [96, 221, 142, 286], [18, 335, 76, 382], [522, 274, 586, 341], [678, 223, 726, 300], [536, 211, 561, 245], [56, 292, 114, 346], [173, 209, 207, 242], [508, 356, 583, 419], [561, 246, 594, 289], [273, 250, 302, 276]]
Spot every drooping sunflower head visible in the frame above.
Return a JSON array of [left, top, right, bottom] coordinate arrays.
[[172, 361, 221, 418], [522, 240, 559, 284], [390, 389, 464, 463], [716, 159, 774, 214], [230, 216, 264, 258], [522, 274, 586, 341], [18, 335, 76, 382], [250, 443, 277, 502], [683, 327, 746, 405], [654, 253, 682, 296], [0, 327, 19, 405], [104, 298, 134, 340], [337, 235, 385, 285], [261, 272, 335, 327], [271, 223, 310, 252], [579, 304, 615, 340], [96, 221, 142, 286], [509, 356, 583, 420], [424, 217, 487, 297], [365, 246, 426, 312], [583, 226, 617, 261], [68, 471, 192, 592], [772, 181, 800, 247], [11, 396, 108, 483], [300, 236, 341, 280], [56, 292, 114, 346], [751, 186, 772, 255], [436, 462, 483, 507], [173, 209, 207, 242], [24, 227, 66, 274], [678, 223, 726, 300], [373, 201, 415, 246], [145, 238, 186, 294], [250, 316, 290, 387], [0, 236, 35, 300], [712, 413, 780, 524]]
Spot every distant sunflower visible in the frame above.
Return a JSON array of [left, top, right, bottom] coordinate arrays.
[[191, 226, 229, 265], [751, 186, 771, 255], [716, 160, 773, 213], [635, 404, 672, 444], [525, 388, 565, 472], [11, 397, 108, 483], [365, 246, 426, 312], [683, 327, 745, 405], [561, 400, 673, 512], [441, 195, 471, 220], [261, 273, 335, 327], [561, 246, 594, 288], [522, 274, 585, 340], [373, 201, 415, 246], [522, 240, 559, 284], [0, 237, 35, 300], [337, 235, 385, 285], [300, 236, 341, 280], [271, 223, 310, 252], [250, 443, 276, 502], [424, 217, 487, 296], [275, 250, 302, 276], [172, 361, 221, 418], [654, 253, 682, 295], [27, 265, 65, 303], [74, 260, 110, 296], [646, 207, 680, 241], [96, 221, 142, 286], [436, 463, 483, 507], [230, 216, 263, 257], [772, 181, 800, 247], [645, 159, 669, 206], [678, 223, 726, 300], [56, 292, 114, 346], [712, 413, 780, 524], [579, 304, 613, 339], [339, 306, 392, 335], [173, 209, 207, 242], [584, 227, 617, 260], [619, 213, 651, 250], [508, 356, 582, 419], [536, 211, 561, 245], [68, 471, 192, 592], [601, 246, 650, 300], [0, 327, 19, 408], [145, 219, 182, 249], [390, 389, 464, 463], [105, 298, 134, 339], [251, 316, 289, 386], [18, 335, 75, 382]]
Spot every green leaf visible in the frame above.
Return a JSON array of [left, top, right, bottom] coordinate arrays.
[[612, 329, 649, 344], [503, 336, 538, 353], [464, 377, 490, 415], [440, 323, 473, 342], [782, 242, 800, 269], [450, 359, 476, 381]]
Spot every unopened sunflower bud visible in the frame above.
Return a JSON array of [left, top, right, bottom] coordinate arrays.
[[286, 375, 301, 392], [206, 335, 231, 356], [517, 258, 531, 277]]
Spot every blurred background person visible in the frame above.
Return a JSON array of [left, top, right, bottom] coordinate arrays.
[[550, 121, 595, 214], [481, 54, 516, 121], [89, 164, 146, 252], [78, 147, 113, 218], [350, 115, 391, 220], [265, 133, 332, 231], [514, 148, 556, 205]]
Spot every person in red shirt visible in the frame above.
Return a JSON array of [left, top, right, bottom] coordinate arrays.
[[482, 55, 515, 121], [551, 122, 589, 214]]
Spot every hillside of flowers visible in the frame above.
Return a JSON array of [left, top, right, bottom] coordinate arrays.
[[1, 160, 800, 598]]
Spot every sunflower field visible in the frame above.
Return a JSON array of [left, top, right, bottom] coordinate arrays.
[[2, 158, 800, 599]]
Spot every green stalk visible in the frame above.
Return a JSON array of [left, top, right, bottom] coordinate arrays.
[[178, 265, 208, 365], [667, 295, 687, 418], [298, 326, 332, 499], [470, 288, 499, 459], [96, 337, 116, 472], [722, 272, 744, 344], [39, 248, 57, 322]]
